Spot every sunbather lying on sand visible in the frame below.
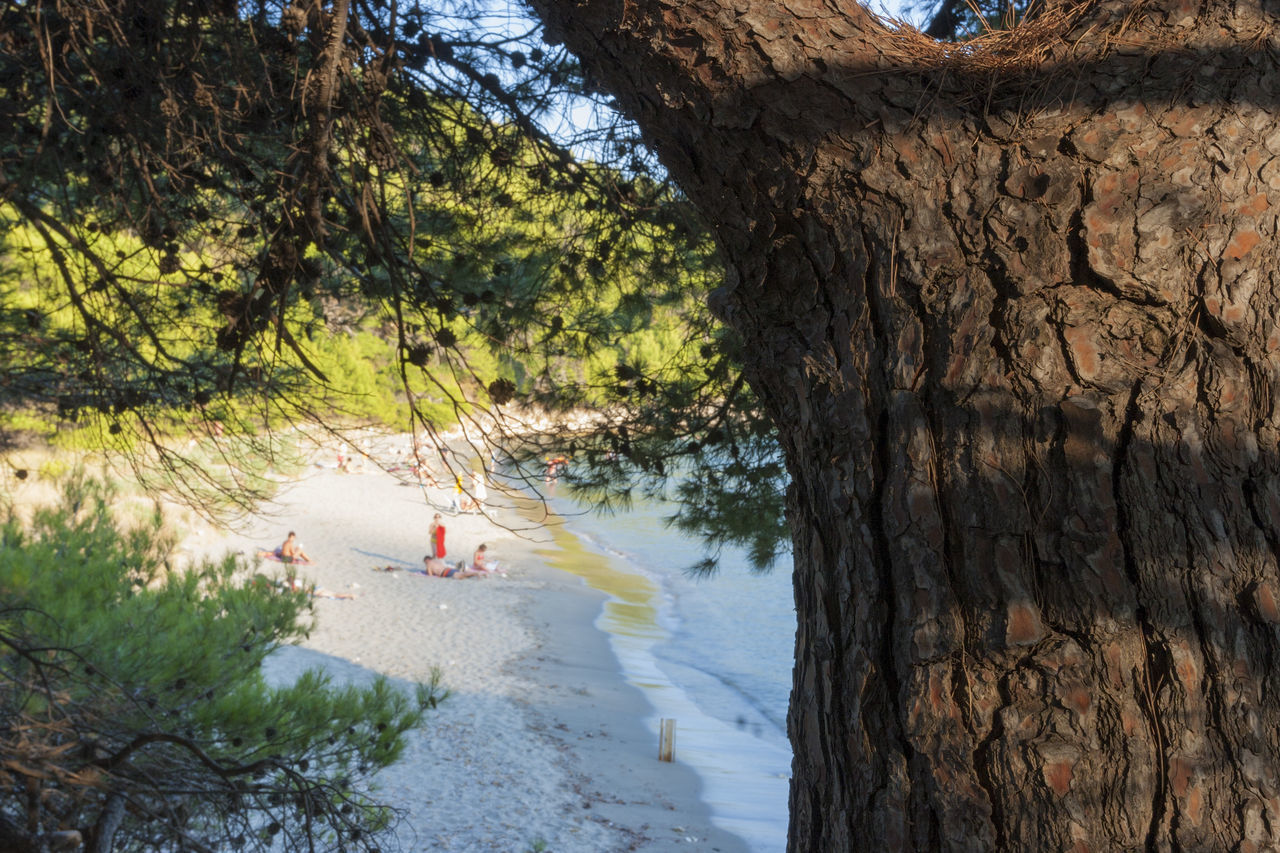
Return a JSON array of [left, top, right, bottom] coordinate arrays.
[[422, 556, 484, 579]]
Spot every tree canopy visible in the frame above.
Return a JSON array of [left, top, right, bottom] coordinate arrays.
[[0, 0, 789, 566]]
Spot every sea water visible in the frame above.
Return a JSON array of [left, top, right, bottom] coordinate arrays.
[[546, 490, 794, 853]]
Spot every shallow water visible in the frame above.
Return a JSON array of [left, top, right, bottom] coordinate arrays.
[[542, 490, 795, 853]]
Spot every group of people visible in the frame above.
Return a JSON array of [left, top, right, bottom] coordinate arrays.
[[544, 456, 568, 485], [423, 513, 499, 579], [402, 441, 488, 517], [336, 439, 373, 473], [448, 470, 487, 514], [261, 447, 501, 591], [405, 438, 441, 487], [264, 519, 499, 587]]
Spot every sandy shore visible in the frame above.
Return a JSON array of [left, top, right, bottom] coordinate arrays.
[[180, 437, 752, 853]]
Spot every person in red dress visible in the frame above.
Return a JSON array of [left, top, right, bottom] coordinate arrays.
[[428, 513, 446, 559]]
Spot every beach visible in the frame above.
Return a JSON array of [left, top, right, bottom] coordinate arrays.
[[179, 438, 755, 853]]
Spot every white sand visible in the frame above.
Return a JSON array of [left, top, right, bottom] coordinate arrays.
[[181, 438, 752, 853]]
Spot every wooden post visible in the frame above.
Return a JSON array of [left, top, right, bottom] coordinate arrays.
[[658, 718, 676, 762]]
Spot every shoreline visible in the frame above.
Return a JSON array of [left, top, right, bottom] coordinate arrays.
[[182, 440, 752, 852], [536, 499, 793, 853]]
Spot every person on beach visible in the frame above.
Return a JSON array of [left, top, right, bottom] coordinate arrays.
[[275, 531, 313, 564], [449, 475, 463, 514], [468, 470, 487, 514], [422, 555, 482, 579], [470, 544, 498, 573], [428, 514, 446, 559], [402, 440, 439, 486]]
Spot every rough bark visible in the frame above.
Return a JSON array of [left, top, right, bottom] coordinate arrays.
[[529, 0, 1280, 849]]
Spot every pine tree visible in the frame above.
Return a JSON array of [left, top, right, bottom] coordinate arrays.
[[525, 0, 1280, 847]]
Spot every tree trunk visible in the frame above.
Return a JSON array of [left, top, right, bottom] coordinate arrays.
[[531, 0, 1280, 849]]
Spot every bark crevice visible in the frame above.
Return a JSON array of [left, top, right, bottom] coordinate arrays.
[[867, 403, 917, 810], [835, 217, 919, 848], [1243, 478, 1280, 585], [1115, 379, 1172, 852], [971, 668, 1013, 852]]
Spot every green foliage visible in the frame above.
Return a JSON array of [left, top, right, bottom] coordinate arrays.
[[493, 217, 789, 572], [415, 668, 452, 710], [0, 0, 792, 573], [0, 0, 635, 443], [0, 476, 426, 852], [35, 458, 69, 481], [307, 329, 412, 426]]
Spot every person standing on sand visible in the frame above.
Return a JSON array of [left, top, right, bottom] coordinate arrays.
[[428, 514, 446, 559], [449, 475, 462, 514], [469, 470, 487, 514]]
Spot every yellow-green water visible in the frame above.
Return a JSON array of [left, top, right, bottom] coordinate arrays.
[[512, 490, 792, 852], [513, 495, 664, 642]]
